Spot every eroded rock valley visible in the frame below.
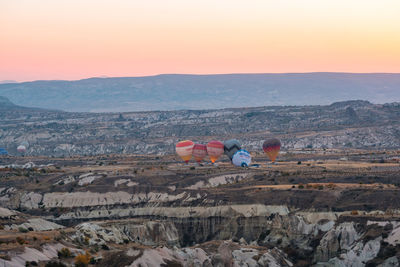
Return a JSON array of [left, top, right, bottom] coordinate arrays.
[[1, 150, 400, 266]]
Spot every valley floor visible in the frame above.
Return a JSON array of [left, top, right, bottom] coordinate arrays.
[[1, 149, 400, 266]]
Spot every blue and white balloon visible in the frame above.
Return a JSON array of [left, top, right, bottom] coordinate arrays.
[[232, 149, 251, 167]]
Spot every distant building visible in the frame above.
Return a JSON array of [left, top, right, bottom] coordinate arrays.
[[0, 148, 8, 155]]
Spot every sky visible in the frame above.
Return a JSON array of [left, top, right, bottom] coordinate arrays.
[[1, 0, 400, 82]]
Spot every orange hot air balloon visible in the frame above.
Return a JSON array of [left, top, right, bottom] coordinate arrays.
[[175, 140, 194, 163], [206, 140, 224, 163], [263, 138, 281, 162], [192, 144, 207, 163]]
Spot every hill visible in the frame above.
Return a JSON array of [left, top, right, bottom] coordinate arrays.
[[0, 96, 28, 110], [0, 96, 16, 108], [1, 73, 400, 112], [1, 98, 400, 156]]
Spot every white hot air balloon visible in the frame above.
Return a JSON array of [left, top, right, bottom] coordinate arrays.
[[21, 141, 29, 148], [232, 149, 251, 167]]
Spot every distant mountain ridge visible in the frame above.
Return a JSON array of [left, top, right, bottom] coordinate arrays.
[[0, 96, 20, 110], [1, 73, 400, 112], [0, 80, 17, 84]]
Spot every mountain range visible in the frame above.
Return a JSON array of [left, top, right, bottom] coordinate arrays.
[[1, 73, 400, 112]]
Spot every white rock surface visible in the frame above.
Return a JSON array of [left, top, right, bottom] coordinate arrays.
[[42, 191, 192, 208], [20, 192, 43, 209], [78, 175, 101, 186], [385, 223, 400, 245], [0, 243, 68, 267], [57, 204, 289, 220], [232, 248, 259, 266], [6, 218, 64, 231], [74, 220, 179, 246], [130, 247, 178, 267], [0, 207, 16, 218], [327, 237, 381, 267], [258, 248, 294, 267], [114, 179, 138, 187], [186, 173, 251, 189], [54, 175, 75, 185], [128, 245, 293, 267]]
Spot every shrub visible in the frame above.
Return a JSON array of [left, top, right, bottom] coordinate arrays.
[[16, 236, 26, 245], [312, 184, 320, 189], [58, 248, 72, 258], [45, 262, 66, 267], [74, 252, 91, 267], [18, 227, 28, 233], [327, 183, 336, 189], [89, 257, 98, 264], [298, 184, 304, 189]]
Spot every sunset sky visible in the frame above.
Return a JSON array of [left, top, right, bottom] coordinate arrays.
[[1, 0, 400, 82]]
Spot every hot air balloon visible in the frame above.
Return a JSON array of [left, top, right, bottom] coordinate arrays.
[[192, 144, 207, 163], [232, 149, 251, 167], [21, 141, 29, 148], [175, 140, 194, 163], [206, 140, 224, 163], [17, 145, 27, 153], [263, 138, 281, 163], [224, 139, 241, 161]]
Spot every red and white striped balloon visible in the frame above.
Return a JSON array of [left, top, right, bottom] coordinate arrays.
[[206, 140, 224, 163], [175, 140, 194, 163], [192, 144, 207, 163]]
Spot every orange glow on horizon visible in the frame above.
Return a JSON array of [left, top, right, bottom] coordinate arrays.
[[1, 0, 400, 81]]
